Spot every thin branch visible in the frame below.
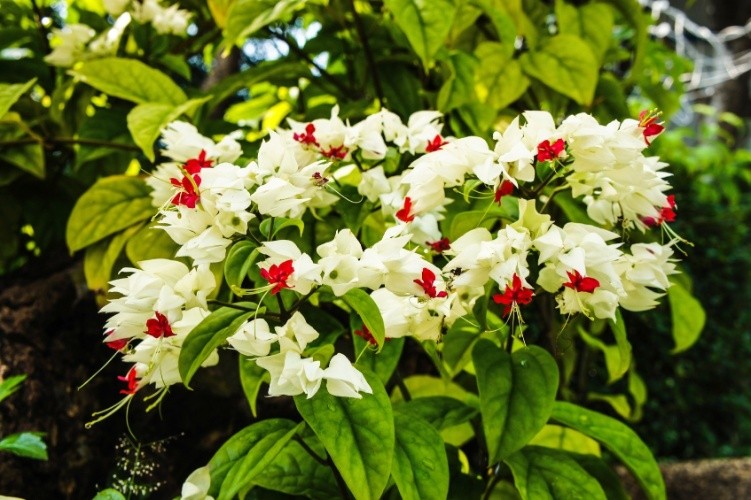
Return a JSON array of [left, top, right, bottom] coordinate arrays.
[[293, 435, 328, 466], [394, 370, 412, 402], [0, 137, 141, 152], [346, 0, 384, 106], [267, 28, 354, 98]]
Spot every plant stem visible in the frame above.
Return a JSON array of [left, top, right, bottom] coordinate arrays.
[[276, 293, 289, 322], [0, 137, 141, 152], [207, 299, 257, 312], [267, 28, 354, 98], [346, 0, 384, 106], [293, 435, 328, 466], [327, 454, 351, 499], [394, 369, 412, 402]]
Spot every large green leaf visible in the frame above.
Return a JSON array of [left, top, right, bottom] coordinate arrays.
[[126, 97, 211, 161], [294, 370, 394, 500], [224, 241, 259, 291], [520, 34, 598, 106], [529, 424, 600, 456], [668, 281, 705, 353], [504, 446, 606, 500], [224, 0, 306, 46], [70, 58, 187, 105], [551, 402, 666, 500], [474, 42, 529, 111], [395, 396, 478, 431], [571, 453, 629, 500], [66, 176, 155, 252], [391, 410, 449, 500], [125, 222, 179, 264], [0, 432, 47, 460], [238, 356, 268, 418], [178, 306, 254, 387], [472, 341, 559, 463], [0, 141, 44, 179], [437, 51, 478, 112], [354, 335, 403, 385], [207, 419, 300, 499], [0, 78, 36, 118], [342, 288, 385, 349], [383, 0, 457, 67], [252, 429, 338, 498], [555, 0, 614, 63], [442, 315, 482, 375], [83, 223, 144, 292], [0, 374, 26, 404], [578, 319, 631, 385]]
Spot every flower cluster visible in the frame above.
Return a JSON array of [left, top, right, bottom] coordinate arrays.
[[45, 0, 190, 67], [99, 106, 681, 408]]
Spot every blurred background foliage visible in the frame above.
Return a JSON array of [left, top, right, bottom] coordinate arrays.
[[0, 0, 749, 474]]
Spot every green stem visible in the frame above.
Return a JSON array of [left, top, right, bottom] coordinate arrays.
[[293, 435, 328, 466], [0, 137, 141, 152], [394, 370, 412, 402], [207, 299, 256, 312], [346, 0, 384, 106], [327, 454, 351, 499], [268, 28, 354, 98]]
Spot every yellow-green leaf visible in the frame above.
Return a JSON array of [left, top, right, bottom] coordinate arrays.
[[66, 176, 155, 252]]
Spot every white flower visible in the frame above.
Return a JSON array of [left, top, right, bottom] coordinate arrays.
[[256, 351, 324, 398], [358, 166, 391, 203], [227, 319, 277, 357], [258, 240, 322, 295], [274, 312, 320, 352], [160, 122, 242, 164], [322, 354, 372, 398], [44, 24, 95, 67], [181, 465, 214, 500]]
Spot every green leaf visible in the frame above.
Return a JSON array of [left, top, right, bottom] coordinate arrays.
[[0, 374, 27, 404], [442, 315, 482, 375], [83, 223, 143, 292], [437, 51, 478, 112], [448, 208, 505, 241], [587, 392, 633, 420], [505, 446, 606, 500], [66, 176, 155, 252], [571, 454, 629, 500], [520, 34, 599, 106], [70, 57, 187, 105], [472, 341, 559, 463], [600, 0, 648, 84], [341, 288, 385, 350], [354, 335, 404, 385], [0, 432, 48, 460], [0, 141, 44, 179], [127, 97, 212, 161], [668, 281, 705, 353], [391, 375, 479, 447], [295, 370, 394, 500], [224, 0, 306, 46], [253, 429, 338, 497], [529, 424, 601, 456], [224, 241, 259, 290], [395, 396, 479, 431], [555, 0, 614, 63], [125, 222, 179, 264], [238, 357, 268, 418], [178, 306, 255, 387], [551, 402, 666, 500], [578, 316, 631, 384], [207, 419, 300, 499], [474, 42, 529, 110], [259, 217, 304, 239], [391, 410, 449, 500], [92, 489, 127, 500], [0, 78, 36, 118], [383, 0, 458, 67]]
